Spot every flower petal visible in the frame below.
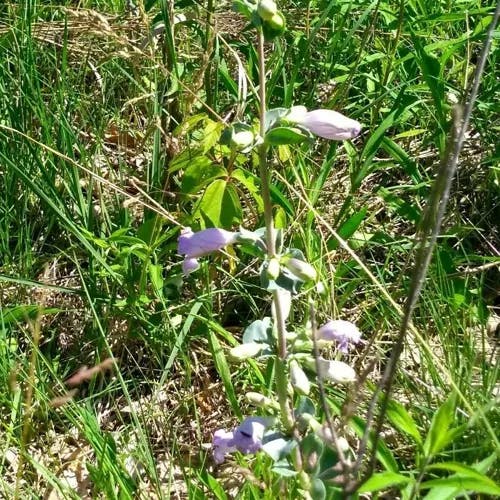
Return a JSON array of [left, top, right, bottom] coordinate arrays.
[[178, 227, 239, 258]]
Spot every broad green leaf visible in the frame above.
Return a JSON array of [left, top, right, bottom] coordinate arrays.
[[420, 477, 500, 496], [198, 179, 227, 227], [262, 438, 296, 461], [423, 393, 457, 458], [265, 126, 308, 146], [181, 158, 226, 193], [242, 317, 272, 344], [202, 119, 224, 153], [358, 472, 413, 493], [221, 183, 243, 227], [232, 168, 264, 212], [386, 400, 422, 446]]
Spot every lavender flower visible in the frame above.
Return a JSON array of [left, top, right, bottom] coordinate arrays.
[[212, 416, 271, 464], [317, 319, 362, 353], [178, 227, 239, 276], [286, 106, 361, 141]]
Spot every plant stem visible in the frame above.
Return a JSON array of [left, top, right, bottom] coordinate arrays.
[[14, 311, 42, 499], [256, 29, 293, 430]]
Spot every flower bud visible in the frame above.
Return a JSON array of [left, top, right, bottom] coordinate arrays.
[[290, 359, 311, 395], [267, 257, 281, 280], [229, 342, 264, 361], [267, 12, 285, 31], [257, 0, 278, 21], [245, 392, 279, 410], [317, 358, 356, 384], [230, 130, 255, 151], [284, 257, 317, 282]]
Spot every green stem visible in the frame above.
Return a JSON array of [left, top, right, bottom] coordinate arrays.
[[256, 30, 293, 431]]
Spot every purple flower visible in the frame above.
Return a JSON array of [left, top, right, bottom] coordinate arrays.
[[317, 320, 362, 353], [178, 227, 239, 275], [212, 416, 271, 464], [286, 106, 361, 141]]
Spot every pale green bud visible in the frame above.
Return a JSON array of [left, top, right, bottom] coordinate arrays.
[[230, 130, 255, 151], [267, 257, 281, 280], [229, 342, 263, 361], [245, 392, 279, 410], [257, 0, 278, 21], [267, 12, 285, 30], [290, 359, 311, 395]]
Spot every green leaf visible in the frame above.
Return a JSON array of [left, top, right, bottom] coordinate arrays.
[[358, 472, 413, 493], [264, 107, 288, 132], [181, 158, 226, 193], [262, 438, 296, 461], [420, 477, 500, 497], [242, 317, 272, 344], [231, 168, 264, 212], [265, 126, 308, 146], [148, 263, 164, 296], [202, 119, 224, 153], [208, 330, 242, 418], [427, 462, 500, 486], [423, 393, 457, 458], [386, 400, 422, 446], [0, 305, 61, 324], [380, 137, 422, 183], [198, 179, 241, 227], [378, 187, 421, 223], [310, 478, 326, 500], [328, 207, 367, 250]]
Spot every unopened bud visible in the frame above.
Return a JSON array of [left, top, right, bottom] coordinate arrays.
[[257, 0, 278, 21], [267, 12, 285, 31], [317, 358, 357, 384], [245, 391, 278, 410], [284, 257, 317, 282], [267, 257, 281, 280], [290, 359, 311, 395], [230, 130, 255, 151], [229, 342, 263, 361]]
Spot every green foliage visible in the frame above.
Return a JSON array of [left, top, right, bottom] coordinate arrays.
[[0, 0, 498, 497]]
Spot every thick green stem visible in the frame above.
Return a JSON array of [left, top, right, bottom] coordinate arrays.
[[256, 30, 293, 431]]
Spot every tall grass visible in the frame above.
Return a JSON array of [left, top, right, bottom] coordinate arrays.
[[0, 0, 498, 497]]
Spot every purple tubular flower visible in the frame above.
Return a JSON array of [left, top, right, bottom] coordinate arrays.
[[317, 320, 362, 353], [212, 417, 270, 464], [287, 106, 361, 141], [178, 227, 239, 275]]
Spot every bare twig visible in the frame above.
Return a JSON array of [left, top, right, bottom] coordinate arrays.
[[348, 3, 500, 494]]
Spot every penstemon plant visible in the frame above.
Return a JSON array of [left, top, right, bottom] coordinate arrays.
[[178, 1, 364, 497]]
